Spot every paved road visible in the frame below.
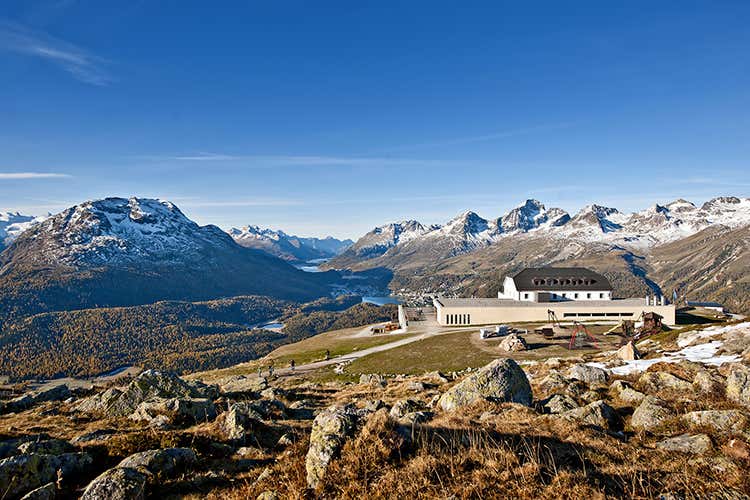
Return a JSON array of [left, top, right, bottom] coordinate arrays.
[[268, 320, 464, 378]]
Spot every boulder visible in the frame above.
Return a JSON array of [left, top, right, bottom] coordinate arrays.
[[0, 453, 91, 499], [567, 364, 609, 387], [117, 448, 197, 476], [81, 467, 147, 500], [221, 403, 265, 441], [218, 375, 268, 395], [406, 381, 427, 392], [20, 482, 56, 500], [76, 370, 217, 417], [562, 400, 619, 430], [638, 371, 692, 394], [616, 341, 640, 361], [726, 366, 750, 407], [498, 334, 528, 352], [389, 400, 426, 420], [682, 410, 747, 434], [130, 397, 217, 426], [305, 405, 359, 489], [542, 394, 579, 414], [609, 380, 645, 405], [359, 374, 387, 388], [438, 359, 532, 412], [17, 439, 74, 456], [656, 434, 712, 455], [630, 396, 675, 432], [693, 371, 724, 395], [538, 372, 568, 392]]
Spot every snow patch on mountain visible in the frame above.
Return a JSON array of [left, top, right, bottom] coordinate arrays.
[[0, 212, 41, 246], [228, 225, 352, 261]]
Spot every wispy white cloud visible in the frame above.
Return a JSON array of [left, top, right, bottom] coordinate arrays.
[[367, 122, 577, 154], [0, 20, 111, 85], [0, 172, 71, 179]]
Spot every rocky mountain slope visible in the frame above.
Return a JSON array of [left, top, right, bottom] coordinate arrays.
[[325, 196, 750, 311], [0, 211, 40, 249], [0, 197, 339, 320], [228, 225, 352, 263], [2, 320, 749, 498]]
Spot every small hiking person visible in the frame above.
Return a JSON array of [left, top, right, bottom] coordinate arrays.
[[325, 349, 330, 361], [290, 359, 296, 371], [268, 363, 274, 377], [257, 366, 262, 378]]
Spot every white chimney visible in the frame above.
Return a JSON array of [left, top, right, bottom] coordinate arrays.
[[660, 295, 665, 306]]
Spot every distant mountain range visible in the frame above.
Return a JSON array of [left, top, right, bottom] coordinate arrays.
[[326, 196, 750, 312], [0, 197, 348, 320], [0, 212, 42, 249], [228, 226, 352, 263]]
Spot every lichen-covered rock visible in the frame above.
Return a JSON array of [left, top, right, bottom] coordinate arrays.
[[76, 370, 217, 417], [222, 402, 265, 441], [218, 375, 268, 395], [567, 364, 609, 387], [5, 385, 72, 413], [359, 374, 387, 387], [726, 366, 750, 407], [18, 439, 74, 456], [117, 448, 197, 476], [693, 371, 724, 394], [389, 400, 426, 420], [19, 481, 56, 500], [638, 371, 692, 394], [630, 396, 675, 432], [682, 410, 747, 434], [656, 434, 712, 455], [562, 400, 619, 430], [539, 372, 568, 392], [438, 359, 532, 412], [609, 380, 646, 404], [305, 404, 358, 488], [498, 334, 528, 352], [130, 397, 217, 426], [543, 394, 579, 414], [0, 453, 91, 499], [81, 467, 147, 500]]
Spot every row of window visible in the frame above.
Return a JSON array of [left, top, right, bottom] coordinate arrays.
[[562, 312, 633, 318], [531, 277, 597, 286], [522, 292, 607, 300], [446, 313, 470, 325]]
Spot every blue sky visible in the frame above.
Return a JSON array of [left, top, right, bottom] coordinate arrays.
[[1, 1, 749, 238]]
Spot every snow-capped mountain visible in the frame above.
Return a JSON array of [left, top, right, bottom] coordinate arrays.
[[0, 211, 41, 248], [0, 197, 338, 318], [338, 220, 434, 260], [228, 225, 352, 262], [327, 196, 750, 270]]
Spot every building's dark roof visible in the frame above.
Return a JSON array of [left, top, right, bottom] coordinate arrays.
[[512, 267, 612, 292]]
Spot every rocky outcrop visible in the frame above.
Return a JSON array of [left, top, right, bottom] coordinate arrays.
[[130, 397, 217, 427], [306, 405, 359, 489], [19, 482, 56, 500], [76, 370, 217, 417], [4, 385, 72, 413], [609, 380, 646, 405], [81, 448, 196, 500], [17, 439, 74, 456], [630, 396, 675, 432], [439, 359, 532, 411], [359, 374, 387, 388], [0, 453, 91, 499]]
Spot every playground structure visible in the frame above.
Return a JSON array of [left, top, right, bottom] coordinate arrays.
[[567, 322, 601, 350]]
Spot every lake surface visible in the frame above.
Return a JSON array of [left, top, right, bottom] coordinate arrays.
[[297, 259, 400, 305], [362, 296, 402, 306]]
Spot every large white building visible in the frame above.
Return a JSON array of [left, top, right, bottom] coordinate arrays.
[[434, 266, 675, 326], [498, 267, 613, 302]]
